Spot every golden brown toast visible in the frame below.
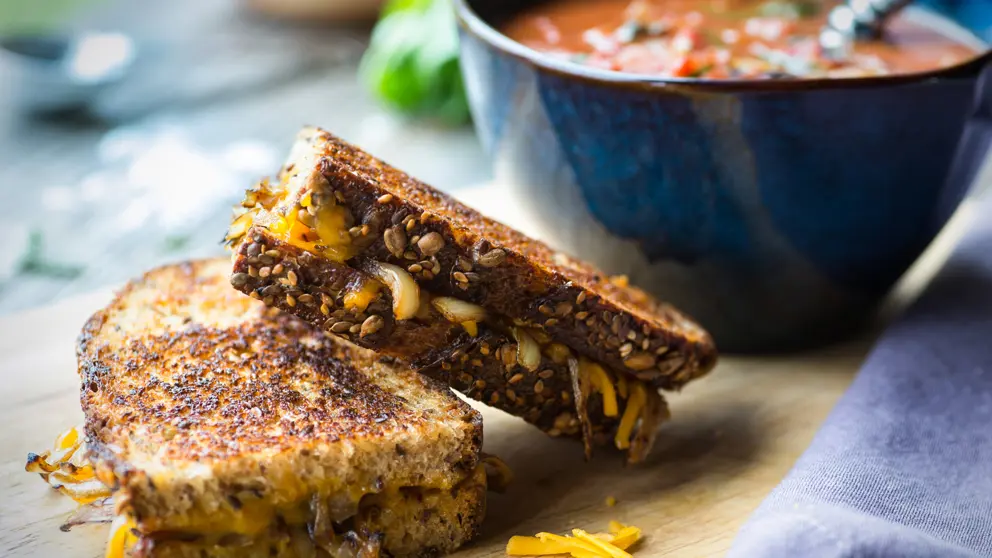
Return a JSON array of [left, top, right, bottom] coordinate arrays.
[[77, 259, 485, 557]]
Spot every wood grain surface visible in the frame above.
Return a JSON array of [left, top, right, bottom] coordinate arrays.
[[0, 188, 975, 558]]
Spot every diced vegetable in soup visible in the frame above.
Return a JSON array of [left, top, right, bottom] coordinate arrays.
[[501, 0, 980, 78]]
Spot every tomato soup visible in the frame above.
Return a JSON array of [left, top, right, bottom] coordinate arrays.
[[502, 0, 981, 78]]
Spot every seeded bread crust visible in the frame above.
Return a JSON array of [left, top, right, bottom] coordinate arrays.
[[234, 127, 716, 389], [77, 259, 484, 557], [233, 231, 625, 446]]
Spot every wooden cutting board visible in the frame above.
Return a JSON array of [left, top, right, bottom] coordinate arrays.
[[0, 189, 975, 558]]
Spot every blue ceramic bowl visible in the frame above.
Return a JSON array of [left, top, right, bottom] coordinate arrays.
[[455, 0, 992, 352]]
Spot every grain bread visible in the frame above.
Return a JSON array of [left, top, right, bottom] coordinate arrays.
[[229, 127, 716, 389], [77, 259, 485, 557], [226, 127, 714, 462]]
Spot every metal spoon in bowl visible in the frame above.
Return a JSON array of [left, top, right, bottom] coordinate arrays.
[[819, 0, 914, 60]]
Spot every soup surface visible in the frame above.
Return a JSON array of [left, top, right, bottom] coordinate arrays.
[[501, 0, 980, 78]]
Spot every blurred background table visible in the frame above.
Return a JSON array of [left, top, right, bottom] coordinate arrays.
[[1, 0, 989, 317], [0, 0, 490, 315]]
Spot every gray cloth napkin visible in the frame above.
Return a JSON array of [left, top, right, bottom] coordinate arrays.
[[729, 197, 992, 558]]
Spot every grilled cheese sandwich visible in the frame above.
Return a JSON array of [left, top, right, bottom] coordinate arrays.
[[50, 259, 489, 557], [226, 128, 713, 462]]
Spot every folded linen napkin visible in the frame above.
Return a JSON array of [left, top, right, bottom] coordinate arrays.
[[728, 195, 992, 558]]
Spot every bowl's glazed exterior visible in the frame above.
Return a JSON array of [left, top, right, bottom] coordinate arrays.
[[455, 0, 992, 352]]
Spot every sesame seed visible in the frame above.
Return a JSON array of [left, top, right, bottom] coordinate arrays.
[[453, 271, 469, 283], [574, 311, 589, 320], [286, 270, 298, 286], [539, 369, 554, 379], [377, 194, 393, 203], [533, 380, 545, 393], [286, 295, 297, 307], [272, 264, 284, 275], [407, 264, 423, 273], [509, 373, 524, 384], [576, 291, 587, 304], [474, 379, 486, 390]]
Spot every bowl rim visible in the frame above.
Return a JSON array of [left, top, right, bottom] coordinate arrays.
[[453, 0, 992, 92]]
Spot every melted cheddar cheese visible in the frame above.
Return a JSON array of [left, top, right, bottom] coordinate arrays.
[[615, 383, 647, 451], [583, 359, 619, 418], [507, 521, 642, 557], [269, 201, 355, 263], [343, 280, 382, 312]]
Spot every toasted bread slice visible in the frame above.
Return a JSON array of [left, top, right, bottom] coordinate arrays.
[[77, 259, 485, 557], [225, 129, 707, 462], [228, 127, 716, 389]]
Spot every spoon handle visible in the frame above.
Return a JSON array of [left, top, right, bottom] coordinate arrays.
[[828, 0, 914, 40]]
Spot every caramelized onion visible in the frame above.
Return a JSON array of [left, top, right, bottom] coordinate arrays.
[[432, 297, 487, 324], [367, 262, 420, 320], [628, 388, 670, 465], [511, 327, 541, 372], [60, 497, 114, 532], [568, 358, 594, 459]]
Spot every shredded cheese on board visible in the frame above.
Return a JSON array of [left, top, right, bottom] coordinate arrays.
[[507, 521, 642, 557], [28, 426, 134, 558], [25, 425, 112, 504]]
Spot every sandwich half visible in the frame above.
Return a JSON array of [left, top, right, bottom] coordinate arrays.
[[226, 127, 718, 462], [70, 259, 487, 557]]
